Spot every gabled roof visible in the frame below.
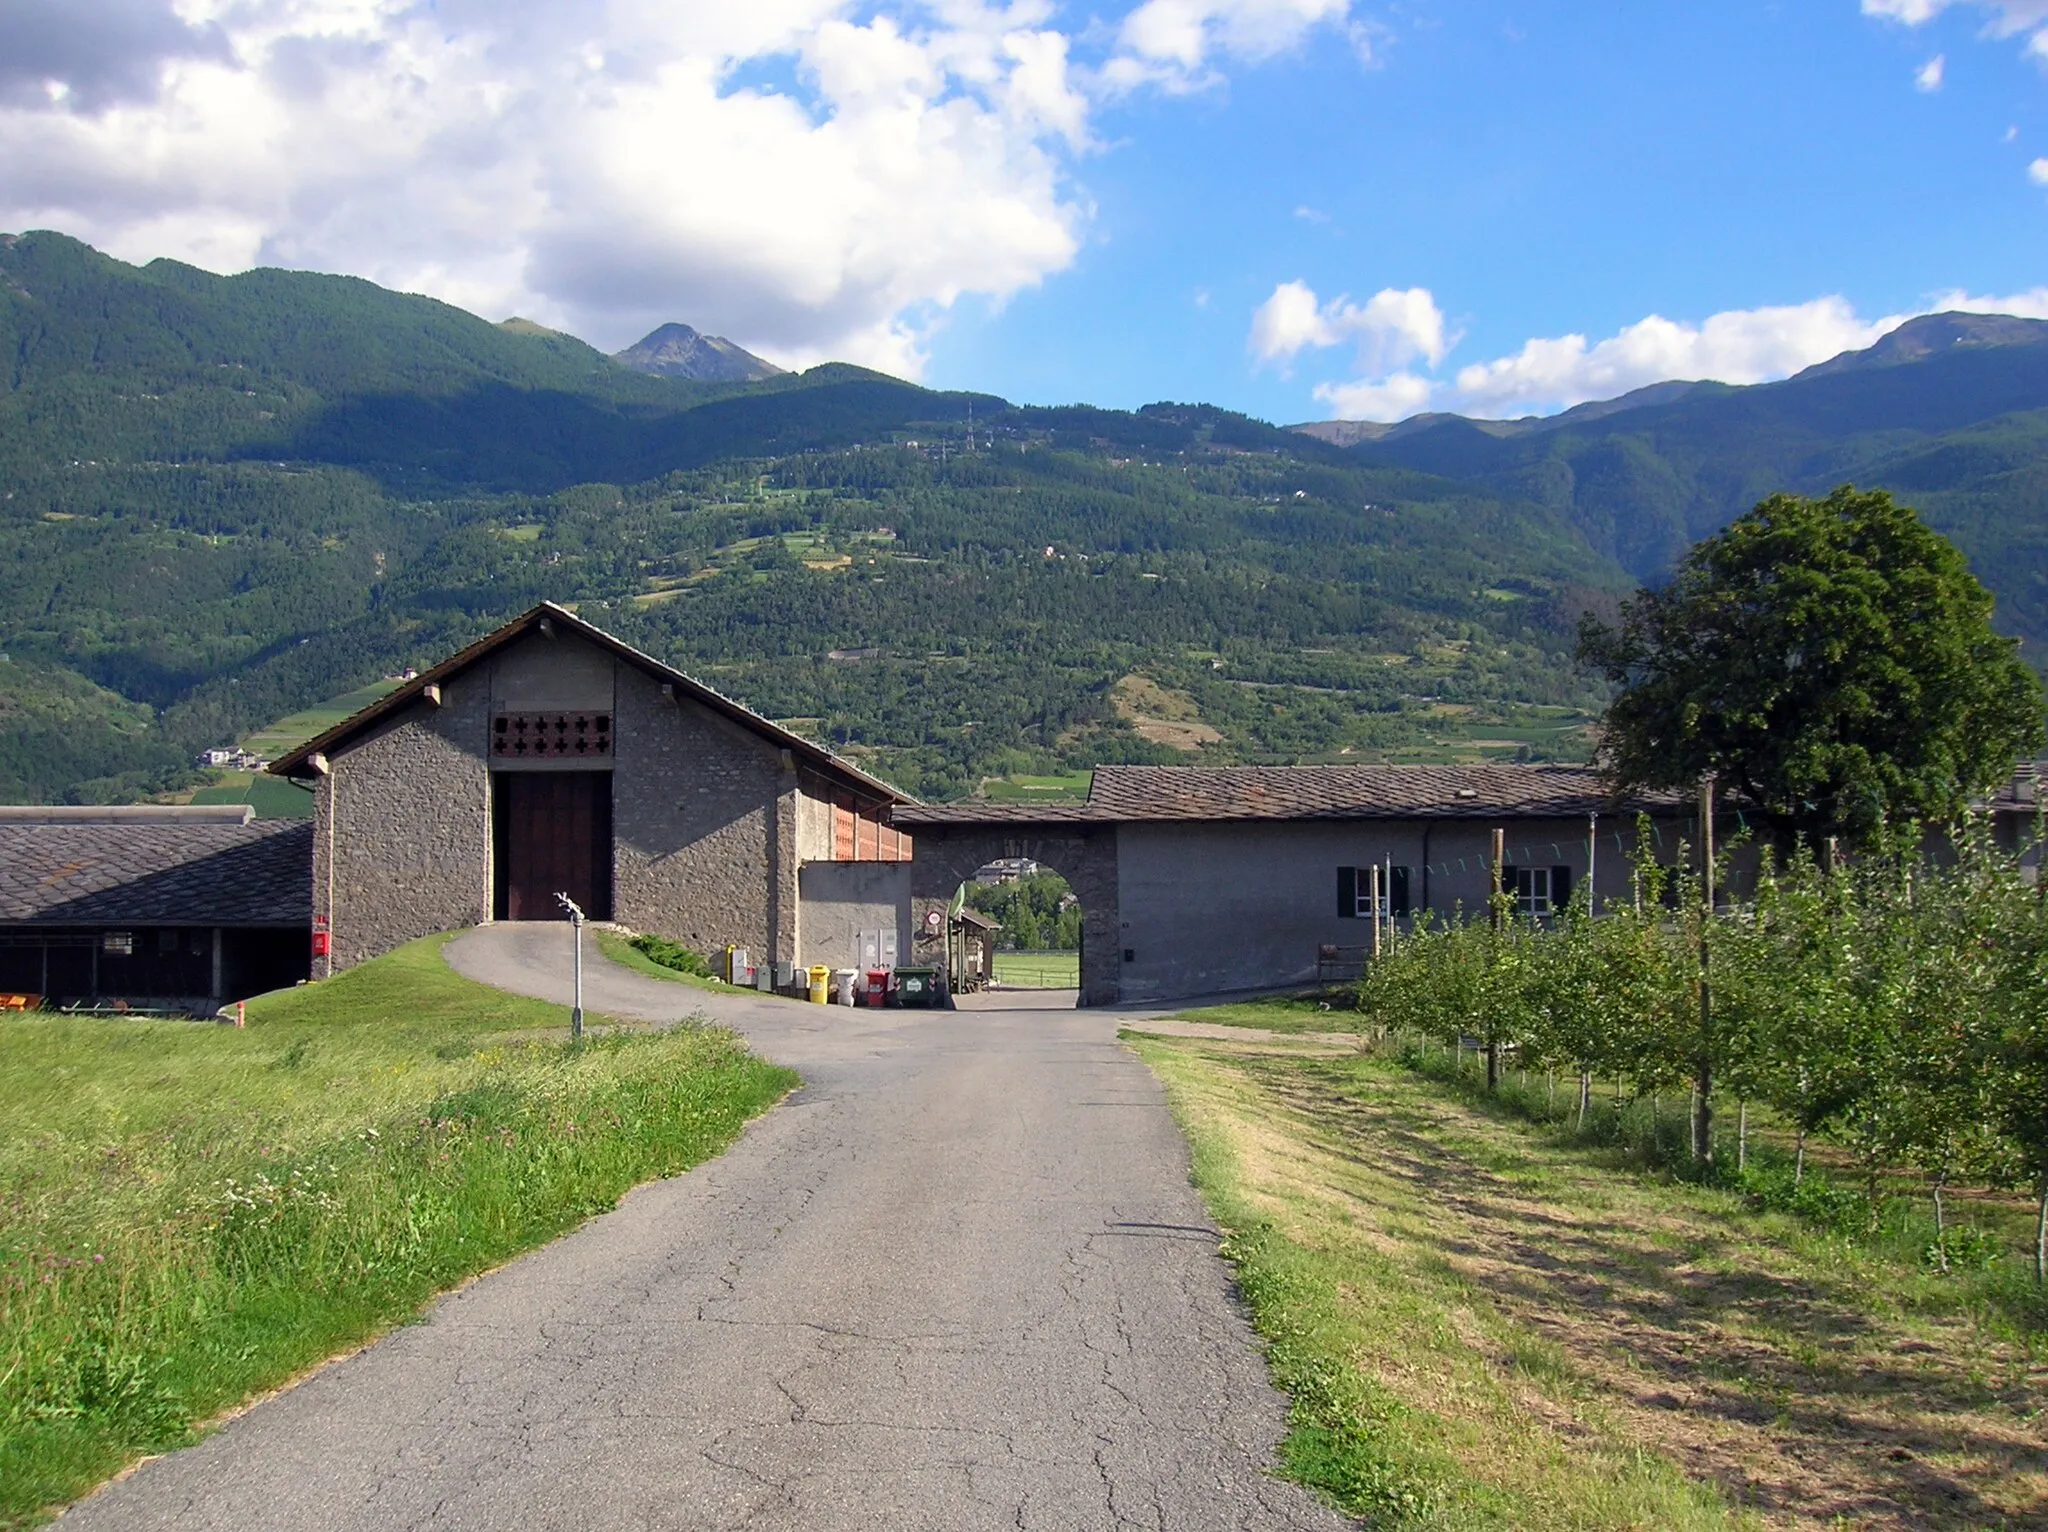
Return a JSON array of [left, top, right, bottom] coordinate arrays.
[[894, 763, 1680, 827], [0, 820, 312, 926], [269, 603, 912, 803]]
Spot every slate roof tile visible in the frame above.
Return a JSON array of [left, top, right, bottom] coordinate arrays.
[[0, 821, 313, 926], [894, 764, 1681, 826]]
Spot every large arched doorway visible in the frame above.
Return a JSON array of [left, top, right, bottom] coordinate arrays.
[[956, 860, 1084, 997], [894, 818, 1121, 1006]]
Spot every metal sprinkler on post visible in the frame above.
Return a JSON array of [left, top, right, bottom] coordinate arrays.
[[556, 893, 585, 1040]]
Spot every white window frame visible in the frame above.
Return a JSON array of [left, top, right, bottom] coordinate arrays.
[[1351, 866, 1409, 919], [1513, 866, 1553, 917]]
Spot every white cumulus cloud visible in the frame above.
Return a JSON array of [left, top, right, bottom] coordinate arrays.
[[1249, 279, 1447, 377], [1864, 1, 2048, 71], [1929, 283, 2048, 316], [1449, 298, 1908, 415], [1863, 0, 2048, 26], [1275, 288, 1992, 421], [1917, 52, 1946, 88], [1312, 371, 1434, 421], [1105, 0, 1355, 91], [0, 0, 1365, 376]]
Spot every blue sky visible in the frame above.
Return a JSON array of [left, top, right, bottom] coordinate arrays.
[[937, 1, 2048, 417], [3, 1, 2047, 421]]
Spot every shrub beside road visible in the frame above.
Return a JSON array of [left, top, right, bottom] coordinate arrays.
[[0, 936, 793, 1528]]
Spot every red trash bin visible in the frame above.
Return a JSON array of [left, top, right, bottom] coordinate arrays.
[[862, 969, 891, 1007]]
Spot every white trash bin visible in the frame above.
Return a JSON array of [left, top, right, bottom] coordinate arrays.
[[833, 969, 858, 1005]]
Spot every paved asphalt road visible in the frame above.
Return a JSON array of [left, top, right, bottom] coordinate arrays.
[[62, 927, 1355, 1531]]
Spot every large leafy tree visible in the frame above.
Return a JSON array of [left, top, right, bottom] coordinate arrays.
[[1578, 486, 2044, 847]]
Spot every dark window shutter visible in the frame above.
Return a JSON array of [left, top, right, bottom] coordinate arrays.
[[1337, 865, 1357, 919], [1552, 864, 1572, 910], [1390, 865, 1411, 916], [1500, 857, 1515, 897]]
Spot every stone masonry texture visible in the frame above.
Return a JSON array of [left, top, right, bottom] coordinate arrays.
[[318, 673, 493, 972], [611, 659, 800, 967]]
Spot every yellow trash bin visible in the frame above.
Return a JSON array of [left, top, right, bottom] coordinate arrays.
[[807, 964, 832, 1004]]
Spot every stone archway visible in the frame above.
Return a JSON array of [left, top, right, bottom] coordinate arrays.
[[901, 822, 1121, 1007]]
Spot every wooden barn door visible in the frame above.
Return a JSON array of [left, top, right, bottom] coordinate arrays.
[[493, 772, 613, 921]]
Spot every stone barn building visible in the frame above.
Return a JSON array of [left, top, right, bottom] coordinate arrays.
[[270, 604, 915, 979]]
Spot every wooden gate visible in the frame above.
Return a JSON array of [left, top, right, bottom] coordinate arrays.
[[493, 772, 613, 921]]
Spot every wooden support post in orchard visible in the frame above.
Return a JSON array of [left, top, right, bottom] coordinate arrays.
[[1368, 864, 1382, 962], [1488, 826, 1505, 1092], [1693, 773, 1715, 1164]]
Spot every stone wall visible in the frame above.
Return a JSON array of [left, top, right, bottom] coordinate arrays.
[[611, 660, 799, 966], [903, 825, 1120, 1005], [317, 675, 492, 973]]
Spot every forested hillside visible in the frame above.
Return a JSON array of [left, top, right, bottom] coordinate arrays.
[[1329, 313, 2048, 644], [4, 230, 2046, 804]]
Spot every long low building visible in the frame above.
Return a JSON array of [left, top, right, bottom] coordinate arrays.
[[0, 805, 312, 1010], [229, 602, 2031, 1008], [894, 765, 1693, 1005]]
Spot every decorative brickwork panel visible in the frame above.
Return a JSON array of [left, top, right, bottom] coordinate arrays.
[[491, 711, 612, 759]]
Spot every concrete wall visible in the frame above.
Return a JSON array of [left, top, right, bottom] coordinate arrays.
[[317, 674, 493, 973], [798, 861, 911, 970], [1112, 813, 1682, 1005]]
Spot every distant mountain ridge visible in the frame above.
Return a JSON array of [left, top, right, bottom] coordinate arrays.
[[1792, 311, 2048, 379], [1296, 310, 2048, 645], [614, 322, 783, 382], [8, 227, 2048, 808]]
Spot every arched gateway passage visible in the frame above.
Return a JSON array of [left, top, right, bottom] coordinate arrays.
[[891, 810, 1121, 1007]]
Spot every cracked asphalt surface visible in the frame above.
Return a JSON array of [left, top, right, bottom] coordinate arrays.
[[61, 926, 1356, 1531]]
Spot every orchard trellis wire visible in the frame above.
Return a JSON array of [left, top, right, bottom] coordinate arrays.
[[1360, 811, 2048, 1285]]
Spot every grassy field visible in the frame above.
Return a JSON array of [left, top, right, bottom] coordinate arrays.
[[980, 772, 1093, 803], [993, 949, 1079, 988], [238, 679, 403, 759], [1129, 1029, 2047, 1529], [0, 935, 795, 1529], [187, 772, 316, 819]]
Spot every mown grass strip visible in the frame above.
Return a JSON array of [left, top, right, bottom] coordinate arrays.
[[1, 935, 796, 1529], [1135, 1033, 1792, 1531]]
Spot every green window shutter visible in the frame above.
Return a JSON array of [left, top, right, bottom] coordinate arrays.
[[1337, 865, 1357, 918]]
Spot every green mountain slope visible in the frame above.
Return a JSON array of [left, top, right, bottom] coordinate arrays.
[[1339, 313, 2048, 646], [0, 230, 1624, 799], [8, 233, 2047, 803]]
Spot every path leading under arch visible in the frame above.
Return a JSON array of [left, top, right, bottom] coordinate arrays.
[[60, 926, 1355, 1532]]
